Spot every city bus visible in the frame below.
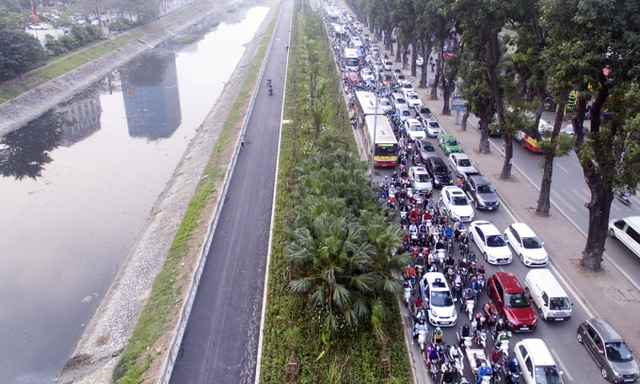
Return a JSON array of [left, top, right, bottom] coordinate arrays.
[[344, 47, 360, 71], [354, 91, 384, 121], [364, 114, 398, 167]]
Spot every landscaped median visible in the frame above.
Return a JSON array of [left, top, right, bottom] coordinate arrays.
[[258, 2, 412, 382]]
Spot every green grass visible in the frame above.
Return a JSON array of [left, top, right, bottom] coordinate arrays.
[[180, 34, 199, 44], [110, 5, 281, 384]]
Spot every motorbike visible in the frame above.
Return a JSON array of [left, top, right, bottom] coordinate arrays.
[[436, 248, 446, 266], [477, 328, 487, 348], [616, 189, 632, 206], [448, 344, 465, 375], [493, 360, 504, 384], [415, 328, 428, 351], [457, 329, 473, 350], [268, 85, 273, 96], [507, 371, 521, 384], [403, 281, 412, 306]]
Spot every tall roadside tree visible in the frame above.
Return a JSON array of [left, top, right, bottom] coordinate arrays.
[[543, 0, 640, 270], [454, 0, 525, 178]]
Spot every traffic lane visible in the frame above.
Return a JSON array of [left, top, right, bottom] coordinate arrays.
[[169, 3, 291, 383], [487, 135, 640, 287], [381, 145, 605, 383]]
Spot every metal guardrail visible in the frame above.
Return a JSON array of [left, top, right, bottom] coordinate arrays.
[[157, 6, 284, 383]]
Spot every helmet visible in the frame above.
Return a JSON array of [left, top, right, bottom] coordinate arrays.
[[481, 362, 487, 368], [436, 327, 441, 331], [498, 318, 504, 324], [475, 313, 481, 320], [419, 318, 425, 324], [512, 359, 518, 366], [472, 277, 477, 281], [494, 342, 501, 350], [463, 258, 468, 263]]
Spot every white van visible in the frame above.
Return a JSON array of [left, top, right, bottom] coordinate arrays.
[[608, 216, 640, 259], [525, 269, 572, 321]]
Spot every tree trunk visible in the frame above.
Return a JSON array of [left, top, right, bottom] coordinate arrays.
[[581, 173, 614, 271], [410, 40, 417, 77], [461, 110, 469, 131], [478, 117, 491, 154], [500, 137, 513, 179], [395, 44, 402, 63], [536, 93, 567, 216]]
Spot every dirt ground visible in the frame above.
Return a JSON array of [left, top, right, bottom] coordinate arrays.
[[52, 1, 280, 383]]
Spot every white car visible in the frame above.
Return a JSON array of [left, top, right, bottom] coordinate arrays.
[[416, 55, 424, 66], [406, 92, 423, 108], [28, 24, 48, 30], [469, 220, 513, 265], [449, 153, 477, 175], [514, 339, 565, 384], [401, 83, 415, 95], [424, 120, 441, 138], [420, 272, 457, 327], [409, 166, 432, 191], [504, 223, 549, 267], [404, 119, 426, 141], [378, 97, 393, 113], [440, 186, 474, 222], [360, 67, 375, 81], [383, 60, 393, 71]]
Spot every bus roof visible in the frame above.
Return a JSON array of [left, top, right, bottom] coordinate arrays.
[[355, 91, 385, 117], [365, 115, 397, 145], [344, 47, 358, 58]]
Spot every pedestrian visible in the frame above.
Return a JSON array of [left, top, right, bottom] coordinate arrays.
[[240, 135, 245, 149]]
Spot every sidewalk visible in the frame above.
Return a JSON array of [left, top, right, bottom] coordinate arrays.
[[411, 85, 640, 353]]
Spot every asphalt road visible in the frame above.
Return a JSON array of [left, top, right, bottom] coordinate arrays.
[[168, 2, 292, 383]]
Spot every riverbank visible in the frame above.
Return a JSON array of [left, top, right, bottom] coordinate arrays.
[[25, 1, 280, 383]]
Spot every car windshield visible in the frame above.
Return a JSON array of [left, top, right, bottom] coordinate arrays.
[[428, 122, 440, 128], [522, 237, 542, 249], [435, 167, 449, 176], [396, 98, 406, 104], [459, 159, 472, 167], [410, 125, 422, 131], [416, 174, 430, 182], [452, 196, 468, 205], [446, 139, 459, 146], [431, 290, 454, 307], [605, 342, 634, 362], [486, 235, 506, 247], [402, 111, 411, 117], [477, 184, 495, 193], [409, 94, 419, 99], [505, 292, 530, 308], [534, 366, 563, 384], [381, 100, 391, 106], [549, 297, 571, 310]]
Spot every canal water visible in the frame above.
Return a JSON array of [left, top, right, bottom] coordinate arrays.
[[0, 6, 268, 383]]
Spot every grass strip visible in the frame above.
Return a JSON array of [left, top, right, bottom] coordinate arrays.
[[110, 5, 280, 384]]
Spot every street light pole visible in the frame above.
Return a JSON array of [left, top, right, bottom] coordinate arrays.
[[369, 95, 379, 191]]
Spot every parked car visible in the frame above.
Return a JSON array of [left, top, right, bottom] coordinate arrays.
[[487, 271, 537, 332], [424, 120, 441, 138], [417, 106, 433, 121], [469, 220, 513, 265], [504, 223, 548, 267], [401, 82, 414, 94], [440, 186, 474, 222], [577, 318, 639, 383], [404, 119, 426, 141], [28, 23, 48, 30], [420, 272, 457, 327], [514, 339, 565, 384], [463, 174, 500, 210], [413, 139, 436, 163], [438, 133, 462, 155], [424, 156, 452, 188], [383, 60, 393, 70], [416, 54, 424, 66], [608, 217, 640, 260], [449, 153, 477, 175]]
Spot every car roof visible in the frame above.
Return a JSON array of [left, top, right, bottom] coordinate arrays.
[[407, 118, 421, 124], [586, 318, 625, 342], [451, 153, 469, 160], [442, 186, 464, 194], [517, 339, 556, 366], [424, 272, 450, 290], [493, 271, 524, 293], [442, 134, 456, 139], [467, 174, 489, 184], [417, 139, 433, 146], [411, 166, 428, 173], [427, 155, 446, 165], [510, 223, 536, 237], [472, 220, 500, 234]]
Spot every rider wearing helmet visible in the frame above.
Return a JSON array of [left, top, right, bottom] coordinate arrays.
[[433, 326, 444, 344], [476, 362, 493, 384], [413, 317, 428, 338], [507, 358, 521, 377], [490, 342, 503, 365], [493, 317, 507, 338], [441, 361, 456, 384], [444, 225, 454, 239]]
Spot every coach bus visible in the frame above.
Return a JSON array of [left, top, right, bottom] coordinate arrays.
[[344, 47, 360, 71], [364, 114, 398, 167]]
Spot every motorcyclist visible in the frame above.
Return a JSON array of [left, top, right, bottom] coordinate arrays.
[[444, 253, 455, 269], [444, 225, 454, 240], [267, 77, 272, 88], [459, 323, 471, 347], [458, 258, 469, 272], [490, 343, 503, 365], [413, 317, 428, 340], [413, 296, 425, 315], [476, 263, 486, 277], [476, 362, 493, 384], [460, 287, 474, 312], [493, 318, 507, 339], [454, 221, 465, 240], [433, 326, 444, 344], [440, 362, 456, 384], [469, 276, 481, 300], [506, 358, 521, 379]]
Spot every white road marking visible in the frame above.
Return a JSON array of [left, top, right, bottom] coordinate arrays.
[[557, 164, 570, 173], [551, 190, 577, 212], [571, 188, 590, 201], [551, 348, 573, 382]]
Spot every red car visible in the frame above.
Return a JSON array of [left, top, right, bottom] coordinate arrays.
[[487, 272, 538, 332], [348, 71, 359, 84]]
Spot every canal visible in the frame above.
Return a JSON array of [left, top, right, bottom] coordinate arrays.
[[0, 6, 268, 383]]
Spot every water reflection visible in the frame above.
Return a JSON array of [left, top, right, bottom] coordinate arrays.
[[0, 110, 63, 180], [121, 51, 182, 139], [59, 89, 102, 146]]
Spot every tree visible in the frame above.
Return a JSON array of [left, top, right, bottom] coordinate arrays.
[[0, 20, 48, 81], [543, 0, 640, 270], [286, 149, 410, 332]]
